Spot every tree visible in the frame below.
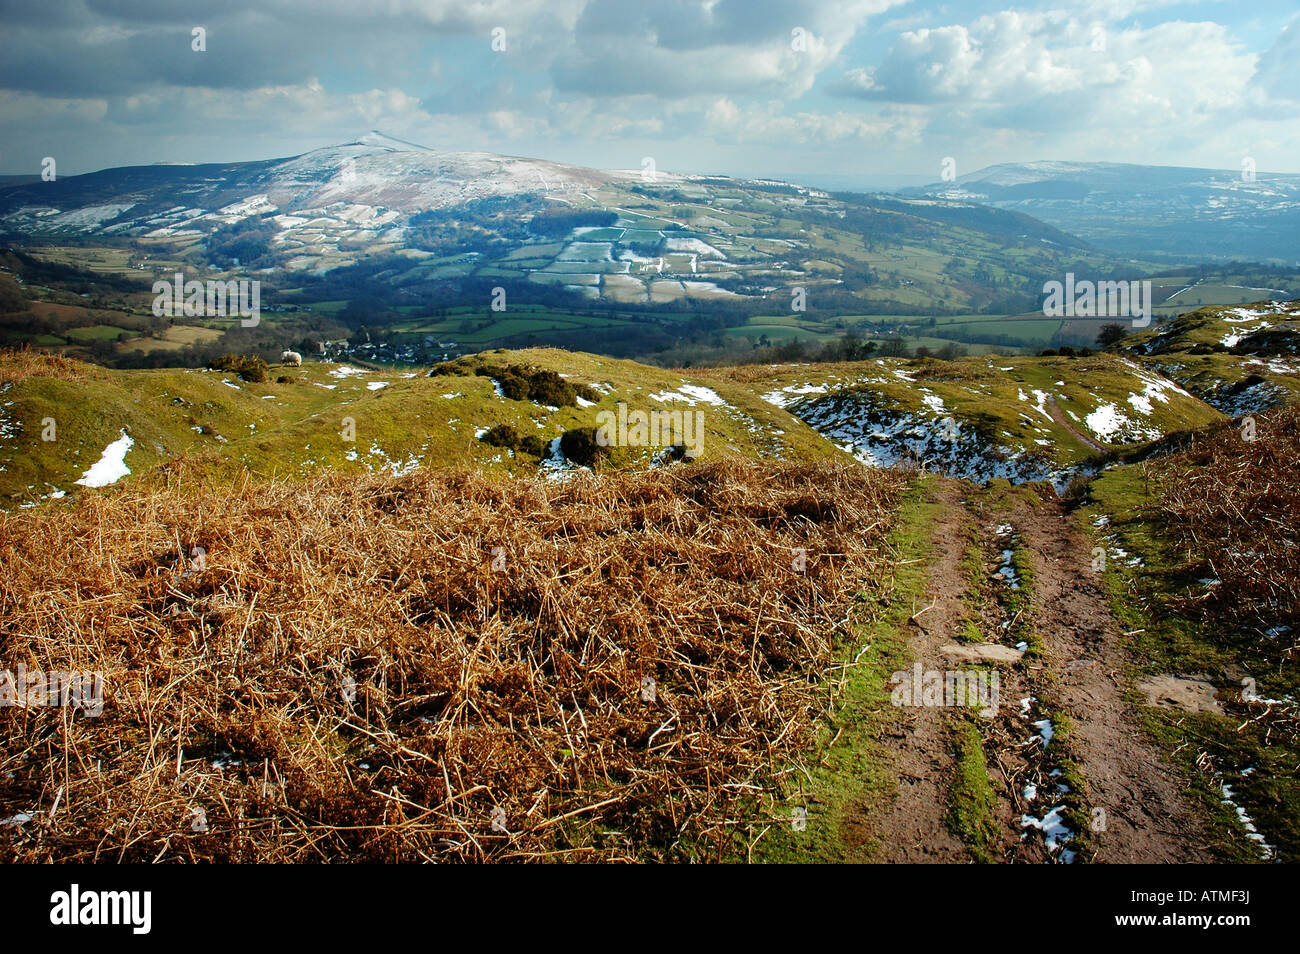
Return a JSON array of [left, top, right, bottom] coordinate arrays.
[[1096, 322, 1129, 349], [0, 275, 27, 313], [880, 336, 909, 357]]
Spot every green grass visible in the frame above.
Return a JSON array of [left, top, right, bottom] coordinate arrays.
[[945, 720, 1000, 862], [1006, 541, 1036, 617], [958, 619, 984, 644], [0, 347, 847, 506], [940, 318, 1062, 345], [65, 324, 135, 343], [745, 352, 1224, 475]]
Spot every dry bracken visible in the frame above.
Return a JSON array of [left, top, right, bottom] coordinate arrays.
[[0, 458, 906, 862]]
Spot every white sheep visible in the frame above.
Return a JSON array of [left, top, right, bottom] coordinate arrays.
[[281, 350, 303, 366]]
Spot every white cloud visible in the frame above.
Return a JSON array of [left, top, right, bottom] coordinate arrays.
[[701, 96, 918, 145], [1251, 14, 1300, 104], [1, 0, 1297, 177]]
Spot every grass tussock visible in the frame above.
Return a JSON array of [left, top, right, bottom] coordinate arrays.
[[946, 721, 1000, 862], [0, 458, 905, 862], [0, 346, 101, 385]]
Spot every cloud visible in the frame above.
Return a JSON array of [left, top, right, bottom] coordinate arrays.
[[1251, 14, 1300, 103], [0, 0, 1297, 176], [552, 0, 901, 99], [0, 0, 580, 97], [827, 11, 1260, 126], [700, 96, 918, 145]]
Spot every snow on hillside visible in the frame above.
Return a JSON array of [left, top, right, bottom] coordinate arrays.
[[792, 390, 1071, 488], [74, 430, 134, 488], [0, 130, 612, 250]]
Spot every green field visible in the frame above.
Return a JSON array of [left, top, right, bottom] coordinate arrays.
[[65, 324, 135, 343]]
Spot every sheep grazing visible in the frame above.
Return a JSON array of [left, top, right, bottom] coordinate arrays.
[[281, 350, 303, 366]]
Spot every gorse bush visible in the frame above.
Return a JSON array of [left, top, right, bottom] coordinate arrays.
[[479, 423, 548, 458], [472, 362, 599, 407], [209, 352, 269, 383], [560, 427, 607, 468]]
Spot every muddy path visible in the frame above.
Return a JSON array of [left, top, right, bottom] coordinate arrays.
[[864, 478, 1209, 863], [868, 479, 978, 862], [1008, 492, 1212, 863], [1047, 397, 1108, 455]]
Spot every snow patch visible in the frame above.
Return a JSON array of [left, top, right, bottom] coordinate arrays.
[[74, 431, 134, 488]]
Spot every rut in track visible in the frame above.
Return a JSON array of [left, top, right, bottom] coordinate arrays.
[[867, 479, 975, 862], [1010, 493, 1211, 863]]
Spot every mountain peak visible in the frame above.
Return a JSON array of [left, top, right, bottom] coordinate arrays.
[[348, 130, 432, 152]]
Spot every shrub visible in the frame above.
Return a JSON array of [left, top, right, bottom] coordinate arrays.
[[209, 352, 268, 383], [560, 427, 608, 468], [475, 362, 583, 407], [520, 435, 548, 458], [527, 370, 574, 407], [1096, 322, 1129, 348], [480, 424, 521, 449], [238, 356, 268, 383], [427, 362, 466, 377], [478, 424, 549, 459]]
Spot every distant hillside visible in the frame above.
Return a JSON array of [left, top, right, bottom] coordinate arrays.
[[902, 161, 1300, 264]]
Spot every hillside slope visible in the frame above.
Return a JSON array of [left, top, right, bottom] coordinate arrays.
[[0, 132, 1127, 319], [702, 352, 1223, 486], [2, 345, 1229, 508], [0, 348, 843, 506], [1122, 299, 1300, 414], [903, 160, 1300, 263]]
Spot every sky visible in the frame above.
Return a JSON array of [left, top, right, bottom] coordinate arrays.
[[2, 0, 1298, 184]]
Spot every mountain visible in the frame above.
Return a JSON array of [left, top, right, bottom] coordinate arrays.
[[0, 131, 610, 244], [901, 161, 1300, 264], [0, 132, 1119, 323]]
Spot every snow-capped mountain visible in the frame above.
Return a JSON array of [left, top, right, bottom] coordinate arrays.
[[0, 133, 1096, 314], [0, 131, 614, 242]]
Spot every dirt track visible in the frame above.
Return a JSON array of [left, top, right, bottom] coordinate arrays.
[[864, 479, 1209, 863]]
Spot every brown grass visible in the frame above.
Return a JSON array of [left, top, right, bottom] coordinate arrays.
[[1145, 405, 1300, 646], [0, 459, 906, 862], [0, 346, 100, 384]]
